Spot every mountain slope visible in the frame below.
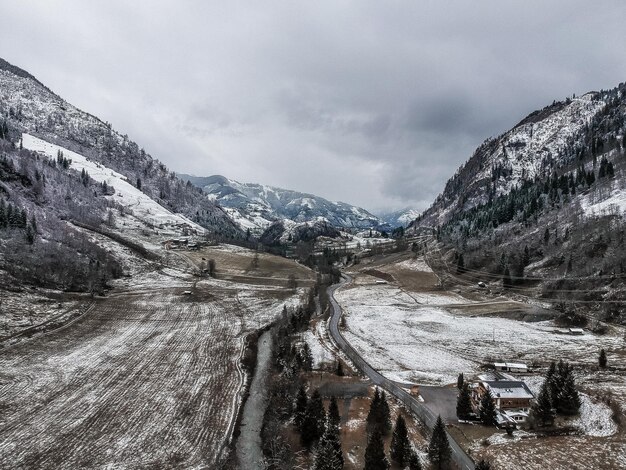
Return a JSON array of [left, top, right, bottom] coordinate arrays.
[[179, 174, 384, 232], [412, 84, 626, 308], [0, 59, 242, 239], [378, 208, 421, 228]]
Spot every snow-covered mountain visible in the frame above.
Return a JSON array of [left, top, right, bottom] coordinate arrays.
[[378, 208, 421, 228], [414, 91, 616, 227], [0, 58, 241, 240], [179, 174, 385, 232]]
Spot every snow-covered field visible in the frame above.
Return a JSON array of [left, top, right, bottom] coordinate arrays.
[[336, 261, 621, 385]]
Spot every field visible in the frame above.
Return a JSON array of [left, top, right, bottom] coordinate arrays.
[[0, 242, 310, 468], [338, 255, 623, 385], [336, 251, 626, 469]]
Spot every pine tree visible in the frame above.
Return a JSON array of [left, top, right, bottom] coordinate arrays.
[[300, 343, 313, 371], [531, 380, 555, 426], [328, 396, 341, 429], [556, 368, 581, 415], [301, 389, 325, 448], [456, 383, 473, 420], [457, 373, 464, 390], [502, 267, 512, 288], [294, 384, 308, 429], [313, 413, 344, 470], [475, 460, 492, 470], [408, 451, 422, 470], [599, 349, 607, 368], [367, 388, 381, 431], [456, 253, 465, 274], [480, 390, 497, 426], [336, 360, 344, 376], [364, 428, 389, 470], [379, 391, 392, 435], [390, 414, 411, 466], [546, 361, 558, 407], [428, 416, 451, 470]]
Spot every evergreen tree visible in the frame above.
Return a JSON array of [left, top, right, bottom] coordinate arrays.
[[336, 360, 344, 376], [457, 373, 464, 390], [390, 414, 411, 466], [313, 413, 343, 470], [546, 361, 558, 407], [456, 253, 465, 274], [502, 267, 512, 288], [544, 227, 550, 244], [479, 391, 497, 426], [301, 389, 325, 448], [364, 428, 389, 470], [294, 384, 308, 429], [428, 416, 451, 470], [408, 451, 422, 470], [378, 391, 391, 435], [475, 460, 492, 470], [599, 349, 607, 368], [531, 380, 555, 426], [456, 383, 473, 420], [328, 396, 341, 429], [556, 367, 581, 415], [300, 343, 313, 371]]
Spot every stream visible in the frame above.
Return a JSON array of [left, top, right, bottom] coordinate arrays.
[[235, 329, 272, 469]]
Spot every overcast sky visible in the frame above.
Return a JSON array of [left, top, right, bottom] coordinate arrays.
[[3, 1, 626, 213]]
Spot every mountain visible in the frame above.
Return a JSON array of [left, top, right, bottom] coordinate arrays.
[[378, 208, 421, 228], [412, 85, 626, 306], [0, 58, 243, 292], [179, 174, 384, 232]]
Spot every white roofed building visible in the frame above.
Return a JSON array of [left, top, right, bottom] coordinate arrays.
[[471, 371, 534, 426]]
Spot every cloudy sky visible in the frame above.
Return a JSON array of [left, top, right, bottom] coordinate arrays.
[[3, 1, 626, 213]]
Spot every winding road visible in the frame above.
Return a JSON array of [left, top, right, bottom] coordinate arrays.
[[327, 274, 475, 470]]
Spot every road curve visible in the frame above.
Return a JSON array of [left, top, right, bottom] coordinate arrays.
[[327, 274, 475, 470]]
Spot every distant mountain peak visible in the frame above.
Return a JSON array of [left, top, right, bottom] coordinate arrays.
[[179, 173, 385, 232]]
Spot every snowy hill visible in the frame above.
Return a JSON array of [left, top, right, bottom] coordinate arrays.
[[22, 134, 205, 235], [179, 174, 385, 233], [0, 58, 241, 240]]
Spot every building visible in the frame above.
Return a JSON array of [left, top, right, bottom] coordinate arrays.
[[569, 328, 584, 335], [494, 362, 528, 373], [472, 372, 534, 426]]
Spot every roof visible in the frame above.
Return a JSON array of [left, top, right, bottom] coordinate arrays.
[[494, 362, 528, 369], [482, 381, 534, 400]]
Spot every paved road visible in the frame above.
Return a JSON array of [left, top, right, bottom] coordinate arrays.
[[327, 275, 475, 470]]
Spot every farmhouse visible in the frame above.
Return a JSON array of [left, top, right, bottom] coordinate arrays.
[[472, 372, 534, 426]]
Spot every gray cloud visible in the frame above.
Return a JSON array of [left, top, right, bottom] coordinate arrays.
[[2, 0, 626, 213]]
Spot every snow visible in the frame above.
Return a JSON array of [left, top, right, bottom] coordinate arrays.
[[336, 282, 621, 386], [22, 133, 206, 234], [303, 330, 333, 368]]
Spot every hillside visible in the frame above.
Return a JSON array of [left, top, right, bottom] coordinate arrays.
[[179, 173, 384, 233], [0, 59, 241, 240], [412, 84, 626, 312]]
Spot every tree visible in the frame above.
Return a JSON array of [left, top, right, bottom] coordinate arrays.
[[390, 414, 411, 466], [294, 384, 308, 430], [479, 391, 497, 426], [364, 428, 389, 470], [299, 343, 313, 371], [301, 389, 325, 448], [336, 361, 344, 377], [546, 361, 558, 407], [456, 384, 473, 420], [475, 460, 492, 470], [556, 368, 581, 415], [428, 415, 451, 470], [313, 413, 343, 470], [456, 253, 465, 274], [328, 396, 341, 429], [531, 380, 555, 426], [207, 259, 216, 277], [136, 177, 142, 190], [502, 267, 512, 288], [408, 451, 422, 470], [457, 373, 464, 390], [287, 273, 298, 290], [599, 349, 607, 368]]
